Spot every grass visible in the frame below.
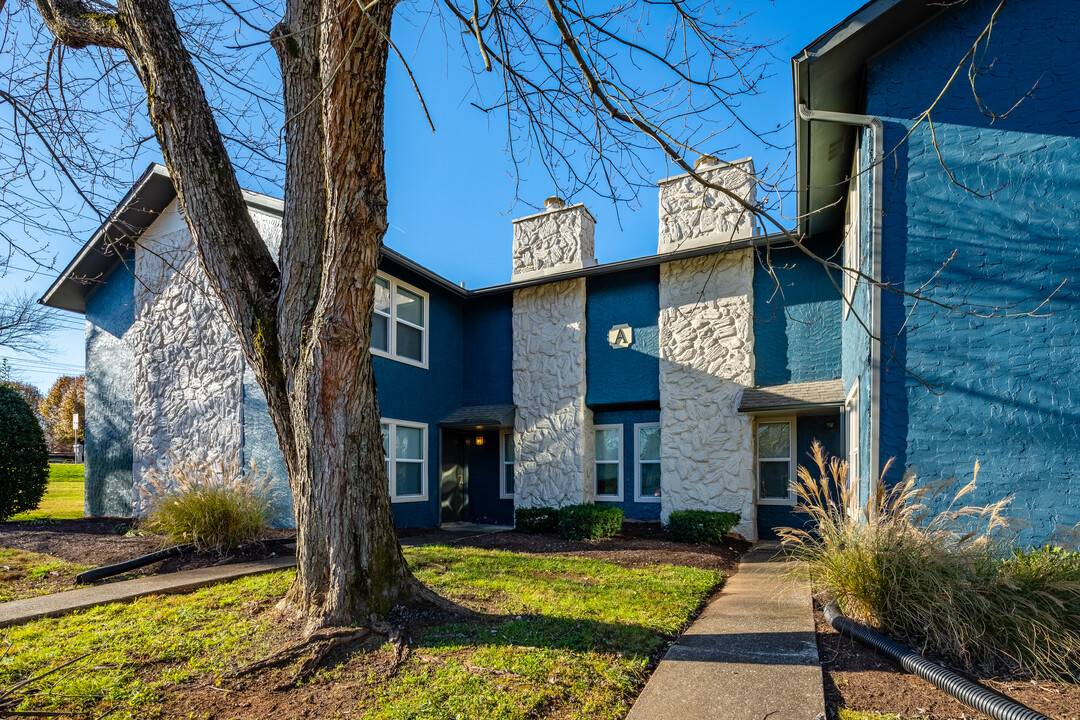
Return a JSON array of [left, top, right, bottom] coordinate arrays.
[[8, 464, 84, 521], [782, 442, 1080, 681], [0, 545, 721, 719], [837, 711, 923, 720], [0, 548, 90, 602]]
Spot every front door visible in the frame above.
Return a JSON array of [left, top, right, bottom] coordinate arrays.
[[440, 431, 467, 523]]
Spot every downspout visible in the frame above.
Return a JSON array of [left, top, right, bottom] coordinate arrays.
[[797, 103, 883, 504]]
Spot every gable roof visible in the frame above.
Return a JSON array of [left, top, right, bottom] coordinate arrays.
[[792, 0, 952, 237], [41, 163, 786, 313]]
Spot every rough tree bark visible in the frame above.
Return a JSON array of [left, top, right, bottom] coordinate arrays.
[[33, 0, 433, 628]]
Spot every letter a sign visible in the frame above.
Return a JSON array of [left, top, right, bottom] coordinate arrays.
[[608, 323, 633, 349]]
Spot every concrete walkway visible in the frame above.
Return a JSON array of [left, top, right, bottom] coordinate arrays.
[[0, 555, 297, 628], [625, 543, 825, 720]]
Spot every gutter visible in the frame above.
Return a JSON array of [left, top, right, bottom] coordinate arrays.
[[797, 103, 883, 505]]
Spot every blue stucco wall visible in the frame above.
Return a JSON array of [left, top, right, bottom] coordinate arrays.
[[757, 412, 843, 540], [866, 0, 1080, 542], [242, 368, 294, 527], [462, 292, 513, 405], [586, 268, 660, 408], [241, 257, 465, 529], [753, 238, 842, 387], [463, 429, 514, 525], [593, 409, 662, 521], [84, 253, 136, 517]]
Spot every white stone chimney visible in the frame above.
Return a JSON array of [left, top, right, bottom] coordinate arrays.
[[657, 155, 757, 254], [512, 197, 597, 280]]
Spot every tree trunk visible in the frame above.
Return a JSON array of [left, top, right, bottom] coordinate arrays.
[[34, 0, 432, 628]]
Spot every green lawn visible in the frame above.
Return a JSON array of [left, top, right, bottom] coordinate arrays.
[[9, 464, 84, 521], [0, 548, 90, 602], [0, 545, 722, 719]]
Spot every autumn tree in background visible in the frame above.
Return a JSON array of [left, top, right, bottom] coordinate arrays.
[[9, 0, 777, 630], [40, 375, 84, 451]]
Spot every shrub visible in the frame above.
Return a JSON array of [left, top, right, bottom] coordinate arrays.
[[668, 510, 740, 544], [780, 441, 1080, 681], [515, 506, 559, 533], [559, 503, 623, 540], [0, 385, 50, 521], [142, 456, 271, 553]]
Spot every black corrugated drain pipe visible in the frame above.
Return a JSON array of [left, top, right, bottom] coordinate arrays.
[[823, 601, 1051, 720]]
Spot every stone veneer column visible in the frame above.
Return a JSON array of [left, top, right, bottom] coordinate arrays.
[[658, 250, 756, 539], [512, 200, 597, 280], [512, 278, 594, 508], [130, 201, 246, 514]]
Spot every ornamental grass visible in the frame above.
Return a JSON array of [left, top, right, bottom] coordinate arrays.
[[142, 455, 272, 553], [780, 441, 1080, 681]]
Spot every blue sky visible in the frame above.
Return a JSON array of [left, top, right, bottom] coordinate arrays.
[[1, 0, 866, 391]]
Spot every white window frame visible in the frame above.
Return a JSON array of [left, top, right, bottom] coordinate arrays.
[[845, 380, 861, 508], [756, 416, 797, 506], [499, 429, 515, 500], [371, 273, 429, 369], [594, 424, 624, 502], [381, 418, 428, 503], [633, 422, 662, 504], [843, 148, 862, 320]]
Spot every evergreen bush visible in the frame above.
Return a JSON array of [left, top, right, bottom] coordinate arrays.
[[0, 385, 50, 521], [559, 503, 623, 540], [514, 506, 559, 533], [668, 510, 741, 544]]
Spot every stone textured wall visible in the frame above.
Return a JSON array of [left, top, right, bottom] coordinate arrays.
[[658, 158, 757, 253], [130, 201, 246, 514], [658, 251, 755, 538], [512, 205, 595, 277], [512, 278, 594, 507]]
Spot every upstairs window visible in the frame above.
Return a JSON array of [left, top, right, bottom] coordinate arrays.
[[634, 423, 661, 502], [757, 418, 795, 505], [594, 425, 623, 501], [372, 273, 428, 367]]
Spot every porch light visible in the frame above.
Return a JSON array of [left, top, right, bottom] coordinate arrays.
[[475, 436, 485, 446]]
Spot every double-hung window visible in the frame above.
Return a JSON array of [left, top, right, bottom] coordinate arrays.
[[500, 430, 515, 499], [843, 151, 862, 319], [381, 419, 427, 503], [634, 423, 661, 502], [372, 274, 428, 367], [757, 418, 796, 505], [594, 425, 623, 501]]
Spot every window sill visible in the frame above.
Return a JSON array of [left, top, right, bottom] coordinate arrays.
[[372, 347, 428, 370], [757, 497, 797, 506], [391, 494, 427, 504]]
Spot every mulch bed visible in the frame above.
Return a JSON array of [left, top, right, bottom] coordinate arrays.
[[815, 598, 1080, 720], [422, 522, 750, 574], [0, 518, 295, 581]]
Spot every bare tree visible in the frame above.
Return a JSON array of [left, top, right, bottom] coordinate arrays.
[[11, 0, 784, 631], [0, 291, 60, 355]]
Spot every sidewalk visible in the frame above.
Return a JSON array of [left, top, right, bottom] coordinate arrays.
[[0, 555, 297, 628], [625, 543, 825, 720]]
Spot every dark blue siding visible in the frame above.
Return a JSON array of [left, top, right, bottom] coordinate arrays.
[[586, 268, 660, 408], [753, 239, 842, 386], [866, 0, 1080, 541], [464, 429, 514, 525], [462, 292, 513, 405], [593, 409, 662, 521], [84, 252, 136, 517], [374, 261, 464, 528]]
